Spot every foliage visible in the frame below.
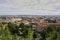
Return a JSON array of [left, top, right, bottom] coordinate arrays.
[[0, 23, 60, 40]]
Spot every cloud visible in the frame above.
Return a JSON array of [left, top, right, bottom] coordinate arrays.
[[0, 0, 60, 15]]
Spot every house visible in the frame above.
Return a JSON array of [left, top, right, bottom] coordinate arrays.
[[23, 20, 30, 25]]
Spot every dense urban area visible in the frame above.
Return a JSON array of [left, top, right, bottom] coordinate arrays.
[[0, 15, 60, 40]]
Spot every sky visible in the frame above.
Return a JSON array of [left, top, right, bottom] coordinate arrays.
[[0, 0, 60, 15]]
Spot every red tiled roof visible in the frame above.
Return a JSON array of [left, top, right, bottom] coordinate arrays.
[[0, 24, 4, 27], [56, 23, 60, 26], [37, 23, 49, 27]]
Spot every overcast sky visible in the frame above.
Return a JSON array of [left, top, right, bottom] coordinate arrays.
[[0, 0, 60, 15]]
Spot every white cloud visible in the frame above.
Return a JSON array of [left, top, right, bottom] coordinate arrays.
[[0, 0, 60, 15]]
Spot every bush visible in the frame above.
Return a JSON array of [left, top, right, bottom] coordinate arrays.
[[0, 23, 60, 40]]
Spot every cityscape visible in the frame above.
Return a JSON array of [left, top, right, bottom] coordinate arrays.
[[0, 15, 60, 40], [0, 0, 60, 40]]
